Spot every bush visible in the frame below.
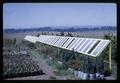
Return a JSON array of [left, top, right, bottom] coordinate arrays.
[[47, 59, 55, 66], [54, 69, 68, 76], [60, 32, 64, 36], [103, 32, 117, 62], [103, 67, 111, 77], [27, 42, 36, 49], [67, 32, 73, 37]]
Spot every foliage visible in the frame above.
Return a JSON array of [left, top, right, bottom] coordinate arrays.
[[41, 32, 47, 35], [36, 33, 40, 37], [60, 32, 64, 36], [3, 38, 14, 46], [36, 42, 58, 59], [54, 69, 69, 76], [13, 38, 16, 44], [27, 42, 36, 49], [67, 59, 82, 70], [3, 38, 42, 78], [67, 32, 73, 37], [47, 58, 56, 66], [103, 32, 117, 62]]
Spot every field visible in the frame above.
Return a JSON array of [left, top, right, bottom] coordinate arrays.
[[3, 30, 116, 39], [3, 30, 117, 80], [3, 37, 45, 79]]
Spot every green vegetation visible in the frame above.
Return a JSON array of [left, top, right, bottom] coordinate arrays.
[[35, 32, 117, 79], [103, 32, 117, 63], [102, 32, 117, 78], [60, 32, 64, 36], [3, 38, 43, 79], [67, 32, 73, 37], [46, 58, 71, 76]]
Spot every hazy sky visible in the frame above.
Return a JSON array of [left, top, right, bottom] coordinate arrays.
[[3, 3, 116, 29]]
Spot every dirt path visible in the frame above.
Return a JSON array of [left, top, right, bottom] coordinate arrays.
[[30, 50, 55, 79]]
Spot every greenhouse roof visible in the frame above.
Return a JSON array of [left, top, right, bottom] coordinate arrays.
[[24, 35, 110, 57]]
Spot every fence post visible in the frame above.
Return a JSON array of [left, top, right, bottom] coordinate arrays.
[[109, 43, 112, 72]]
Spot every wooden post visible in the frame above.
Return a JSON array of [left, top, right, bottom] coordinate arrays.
[[109, 43, 112, 72]]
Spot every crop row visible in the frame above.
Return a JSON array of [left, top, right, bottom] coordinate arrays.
[[3, 38, 44, 79]]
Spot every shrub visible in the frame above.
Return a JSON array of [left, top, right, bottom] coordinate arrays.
[[67, 32, 73, 37], [103, 32, 117, 62]]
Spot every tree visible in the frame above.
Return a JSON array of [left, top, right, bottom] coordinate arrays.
[[41, 32, 47, 35], [56, 33, 59, 36], [103, 32, 117, 62], [67, 32, 73, 37], [60, 32, 64, 36], [37, 33, 40, 37], [51, 33, 54, 35]]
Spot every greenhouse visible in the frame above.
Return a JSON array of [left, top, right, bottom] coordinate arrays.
[[24, 35, 112, 80]]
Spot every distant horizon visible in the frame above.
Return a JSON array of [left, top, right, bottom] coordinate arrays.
[[4, 25, 116, 30], [3, 3, 116, 29]]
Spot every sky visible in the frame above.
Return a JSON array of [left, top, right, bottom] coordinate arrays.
[[3, 3, 116, 29]]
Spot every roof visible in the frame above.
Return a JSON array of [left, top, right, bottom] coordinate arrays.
[[24, 35, 38, 43], [24, 35, 110, 57]]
